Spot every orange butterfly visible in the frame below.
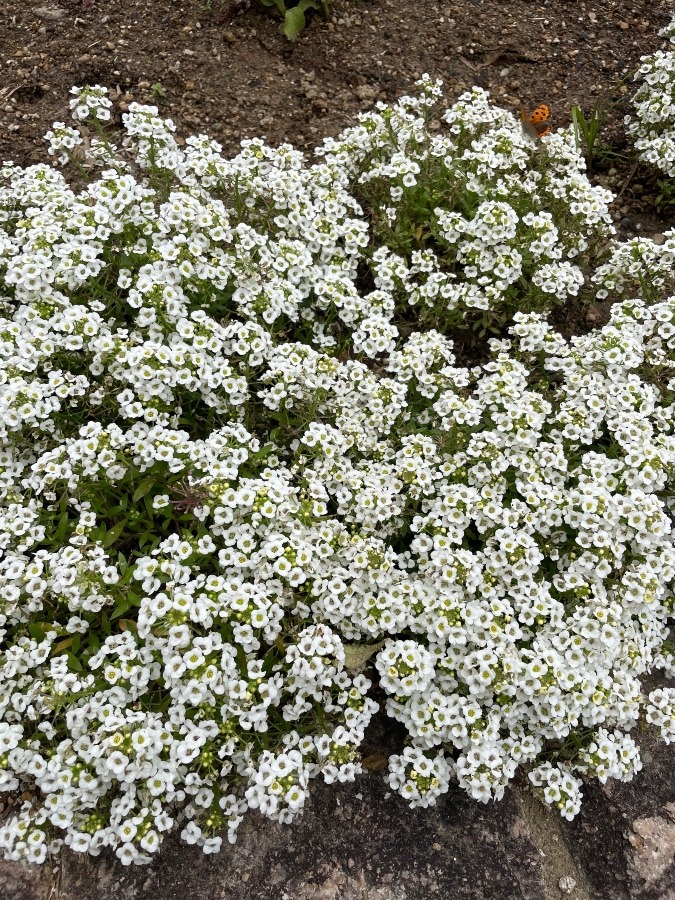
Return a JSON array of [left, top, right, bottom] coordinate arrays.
[[520, 103, 552, 140]]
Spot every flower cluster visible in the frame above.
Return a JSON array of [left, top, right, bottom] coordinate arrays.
[[317, 79, 614, 331], [528, 762, 583, 821], [0, 80, 674, 867], [592, 232, 675, 303], [627, 15, 675, 178], [69, 85, 114, 123], [386, 747, 453, 808]]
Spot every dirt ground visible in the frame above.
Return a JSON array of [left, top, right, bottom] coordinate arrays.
[[1, 0, 675, 235]]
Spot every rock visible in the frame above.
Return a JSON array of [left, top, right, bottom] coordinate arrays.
[[651, 233, 666, 246], [355, 85, 378, 102], [0, 859, 49, 900], [4, 738, 675, 900], [559, 736, 675, 899], [628, 805, 675, 888], [0, 776, 547, 900], [558, 875, 576, 894], [33, 7, 65, 20]]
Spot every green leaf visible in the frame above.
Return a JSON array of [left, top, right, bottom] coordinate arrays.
[[55, 510, 70, 543], [101, 612, 111, 636], [110, 596, 133, 620], [154, 694, 172, 713], [283, 6, 306, 39], [102, 519, 127, 548], [138, 532, 155, 549], [133, 477, 156, 503], [249, 443, 274, 463], [66, 652, 84, 673], [28, 622, 46, 642]]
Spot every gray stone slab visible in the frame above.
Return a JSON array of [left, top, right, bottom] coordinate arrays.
[[2, 731, 673, 900], [56, 775, 545, 900], [560, 736, 675, 900], [0, 858, 49, 900]]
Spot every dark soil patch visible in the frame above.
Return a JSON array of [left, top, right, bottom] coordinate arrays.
[[0, 0, 674, 231], [1, 0, 674, 336]]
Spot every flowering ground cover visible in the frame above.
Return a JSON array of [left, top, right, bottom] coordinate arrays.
[[627, 18, 675, 186], [1, 15, 675, 871]]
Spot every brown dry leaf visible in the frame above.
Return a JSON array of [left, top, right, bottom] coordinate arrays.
[[480, 47, 509, 68], [464, 47, 542, 72], [361, 752, 389, 773], [458, 55, 479, 73], [343, 640, 386, 673]]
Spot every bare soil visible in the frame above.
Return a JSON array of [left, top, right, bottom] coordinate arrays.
[[1, 0, 675, 362], [1, 0, 674, 236]]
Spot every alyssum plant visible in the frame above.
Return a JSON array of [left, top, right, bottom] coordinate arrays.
[[627, 13, 675, 205], [0, 79, 674, 867]]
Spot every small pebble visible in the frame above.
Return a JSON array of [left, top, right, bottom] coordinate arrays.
[[34, 7, 66, 20], [559, 875, 576, 894]]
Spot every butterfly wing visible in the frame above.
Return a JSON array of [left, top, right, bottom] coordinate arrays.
[[529, 104, 551, 137], [520, 104, 551, 139], [529, 104, 550, 125]]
